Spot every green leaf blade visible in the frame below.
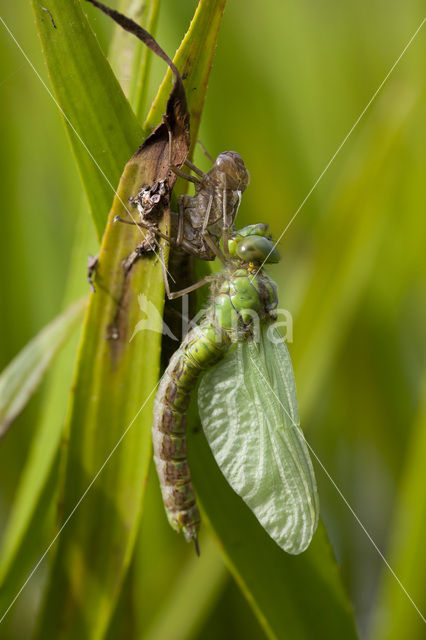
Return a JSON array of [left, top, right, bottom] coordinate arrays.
[[35, 166, 166, 639], [32, 1, 229, 637], [31, 0, 143, 239], [0, 298, 86, 440]]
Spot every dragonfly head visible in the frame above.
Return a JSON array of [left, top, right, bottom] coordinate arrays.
[[228, 224, 281, 265], [212, 151, 250, 192]]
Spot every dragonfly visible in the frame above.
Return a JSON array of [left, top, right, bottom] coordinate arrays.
[[152, 224, 319, 555]]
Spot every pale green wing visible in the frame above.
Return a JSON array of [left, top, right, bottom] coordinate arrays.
[[198, 325, 319, 554]]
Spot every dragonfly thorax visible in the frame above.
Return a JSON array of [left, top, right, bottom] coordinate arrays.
[[209, 268, 278, 338]]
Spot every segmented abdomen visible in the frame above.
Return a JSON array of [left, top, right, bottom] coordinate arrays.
[[152, 323, 229, 544]]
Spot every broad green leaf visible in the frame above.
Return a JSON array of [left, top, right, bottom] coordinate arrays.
[[34, 155, 168, 640], [1, 0, 159, 633], [132, 0, 230, 634], [31, 0, 143, 239], [1, 2, 159, 619], [0, 298, 86, 440], [34, 1, 228, 637]]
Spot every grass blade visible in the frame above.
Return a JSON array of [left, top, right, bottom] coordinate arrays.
[[0, 298, 86, 440], [33, 2, 227, 637], [0, 215, 96, 629], [31, 0, 143, 239], [34, 165, 167, 640]]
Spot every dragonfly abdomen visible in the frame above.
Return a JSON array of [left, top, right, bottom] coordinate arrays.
[[152, 323, 229, 544]]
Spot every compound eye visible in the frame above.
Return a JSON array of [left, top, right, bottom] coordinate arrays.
[[236, 236, 280, 264]]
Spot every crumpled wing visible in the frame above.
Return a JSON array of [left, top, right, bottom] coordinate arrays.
[[198, 325, 319, 554]]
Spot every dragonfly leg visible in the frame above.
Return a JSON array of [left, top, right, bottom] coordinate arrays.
[[176, 198, 186, 247], [169, 166, 201, 184], [199, 193, 227, 262], [203, 231, 226, 264], [196, 139, 215, 165], [221, 178, 230, 259], [166, 276, 211, 300], [222, 188, 241, 259], [114, 215, 176, 245], [184, 158, 206, 179], [199, 194, 227, 262], [158, 244, 210, 300], [201, 193, 213, 233]]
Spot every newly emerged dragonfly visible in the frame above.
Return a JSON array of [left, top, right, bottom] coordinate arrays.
[[152, 224, 319, 554]]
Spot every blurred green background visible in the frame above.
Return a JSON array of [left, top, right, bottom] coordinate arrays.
[[0, 1, 425, 638]]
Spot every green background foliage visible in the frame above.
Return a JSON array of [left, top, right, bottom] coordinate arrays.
[[0, 1, 425, 638]]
